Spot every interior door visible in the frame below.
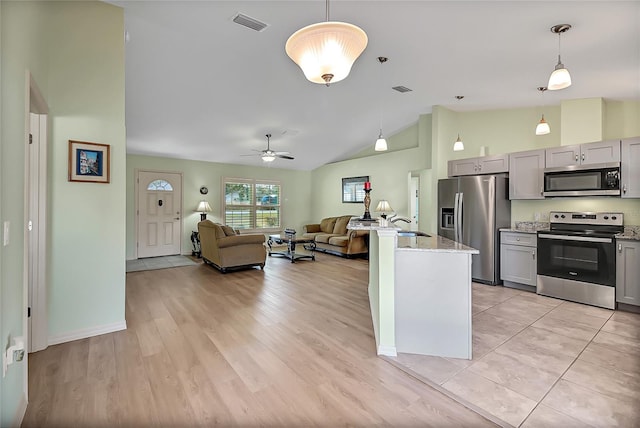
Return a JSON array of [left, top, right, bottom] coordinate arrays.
[[137, 171, 182, 258]]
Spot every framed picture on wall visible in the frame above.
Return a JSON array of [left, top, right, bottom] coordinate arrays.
[[342, 176, 369, 203], [68, 140, 110, 183]]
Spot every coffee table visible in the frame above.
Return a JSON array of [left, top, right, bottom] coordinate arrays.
[[267, 234, 316, 263]]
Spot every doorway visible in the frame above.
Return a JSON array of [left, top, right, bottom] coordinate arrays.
[[135, 170, 183, 258], [26, 73, 49, 354]]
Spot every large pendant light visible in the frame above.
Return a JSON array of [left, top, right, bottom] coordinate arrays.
[[535, 86, 551, 135], [548, 24, 572, 91], [285, 0, 368, 86], [374, 56, 388, 152], [453, 96, 465, 151]]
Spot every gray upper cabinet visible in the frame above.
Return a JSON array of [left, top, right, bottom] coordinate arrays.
[[621, 137, 640, 198], [509, 149, 545, 199], [545, 140, 621, 168], [616, 239, 640, 306], [448, 154, 508, 177]]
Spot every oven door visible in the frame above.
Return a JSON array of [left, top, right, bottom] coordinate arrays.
[[537, 233, 616, 286]]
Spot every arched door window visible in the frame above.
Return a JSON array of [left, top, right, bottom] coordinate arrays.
[[147, 179, 173, 191]]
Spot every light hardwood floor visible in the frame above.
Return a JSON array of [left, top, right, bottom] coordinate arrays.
[[23, 254, 495, 427]]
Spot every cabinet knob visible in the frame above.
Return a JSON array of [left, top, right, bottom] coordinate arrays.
[[618, 243, 622, 252], [575, 154, 579, 161], [532, 251, 535, 259], [623, 185, 627, 194], [516, 237, 520, 241], [581, 153, 585, 161]]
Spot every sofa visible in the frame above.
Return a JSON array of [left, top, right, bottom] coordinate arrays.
[[197, 220, 266, 273], [302, 215, 369, 258]]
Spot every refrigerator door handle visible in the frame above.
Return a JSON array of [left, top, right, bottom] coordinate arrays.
[[457, 192, 464, 242], [454, 192, 459, 241]]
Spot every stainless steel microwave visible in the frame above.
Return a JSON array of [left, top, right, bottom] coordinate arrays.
[[543, 163, 621, 197]]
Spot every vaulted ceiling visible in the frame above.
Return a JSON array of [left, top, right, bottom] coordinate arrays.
[[113, 1, 640, 170]]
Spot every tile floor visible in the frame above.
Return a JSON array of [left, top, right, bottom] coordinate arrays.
[[125, 255, 198, 272], [388, 284, 640, 427]]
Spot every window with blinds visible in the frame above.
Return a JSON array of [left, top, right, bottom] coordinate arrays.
[[223, 178, 281, 230]]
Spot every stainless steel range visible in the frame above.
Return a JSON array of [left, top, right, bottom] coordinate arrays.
[[537, 211, 623, 309]]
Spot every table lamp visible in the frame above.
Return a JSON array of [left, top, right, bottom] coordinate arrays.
[[196, 200, 212, 221], [375, 200, 393, 219]]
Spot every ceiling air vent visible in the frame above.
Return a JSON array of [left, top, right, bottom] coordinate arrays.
[[392, 86, 413, 93], [232, 13, 268, 32]]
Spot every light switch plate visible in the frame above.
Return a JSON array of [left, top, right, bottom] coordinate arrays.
[[3, 221, 9, 246]]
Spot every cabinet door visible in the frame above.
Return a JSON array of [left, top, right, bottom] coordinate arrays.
[[500, 244, 537, 286], [616, 240, 640, 306], [621, 137, 640, 198], [581, 140, 621, 165], [545, 144, 580, 168], [448, 158, 478, 177], [478, 154, 509, 174], [509, 149, 545, 199]]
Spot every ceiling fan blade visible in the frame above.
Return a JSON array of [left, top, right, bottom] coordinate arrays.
[[276, 154, 294, 160], [274, 151, 290, 155], [240, 153, 261, 157]]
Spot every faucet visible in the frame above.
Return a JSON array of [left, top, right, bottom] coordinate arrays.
[[388, 214, 411, 224]]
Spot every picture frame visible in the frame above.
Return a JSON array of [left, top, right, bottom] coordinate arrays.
[[342, 176, 369, 203], [68, 140, 110, 183]]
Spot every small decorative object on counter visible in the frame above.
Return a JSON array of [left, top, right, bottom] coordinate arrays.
[[284, 228, 296, 237]]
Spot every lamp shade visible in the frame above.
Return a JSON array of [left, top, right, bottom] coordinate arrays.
[[285, 21, 368, 85], [374, 134, 388, 151], [548, 63, 571, 90], [196, 201, 212, 213], [535, 115, 551, 135], [375, 200, 393, 213], [453, 134, 464, 151]]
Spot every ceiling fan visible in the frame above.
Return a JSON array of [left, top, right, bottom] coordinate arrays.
[[245, 134, 294, 162]]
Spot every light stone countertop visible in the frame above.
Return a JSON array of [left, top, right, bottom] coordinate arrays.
[[617, 226, 640, 241], [348, 220, 478, 254], [395, 234, 479, 254], [500, 221, 550, 234]]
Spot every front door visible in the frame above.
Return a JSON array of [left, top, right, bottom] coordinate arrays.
[[136, 171, 182, 258]]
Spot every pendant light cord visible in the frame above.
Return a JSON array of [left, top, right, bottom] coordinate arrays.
[[326, 0, 330, 21], [379, 59, 383, 135]]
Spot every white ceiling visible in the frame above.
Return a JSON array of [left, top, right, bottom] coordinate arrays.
[[114, 1, 640, 171]]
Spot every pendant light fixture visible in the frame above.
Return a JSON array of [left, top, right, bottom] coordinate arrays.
[[548, 24, 572, 91], [374, 56, 388, 152], [453, 96, 465, 151], [535, 86, 551, 135], [285, 0, 368, 86]]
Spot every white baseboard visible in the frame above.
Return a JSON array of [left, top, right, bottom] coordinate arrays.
[[48, 320, 127, 346], [12, 395, 28, 428], [377, 345, 397, 357]]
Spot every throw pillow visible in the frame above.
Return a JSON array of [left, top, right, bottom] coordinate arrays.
[[320, 217, 337, 233], [333, 216, 350, 235], [221, 225, 236, 236]]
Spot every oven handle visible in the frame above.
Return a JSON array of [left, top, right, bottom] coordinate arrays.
[[538, 234, 612, 244]]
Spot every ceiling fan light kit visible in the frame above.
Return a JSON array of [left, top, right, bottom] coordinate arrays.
[[285, 0, 368, 86], [548, 24, 572, 90], [249, 134, 295, 163]]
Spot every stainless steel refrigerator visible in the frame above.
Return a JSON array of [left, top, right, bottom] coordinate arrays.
[[438, 174, 511, 285]]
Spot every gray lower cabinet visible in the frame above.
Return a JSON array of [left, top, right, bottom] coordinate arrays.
[[500, 231, 537, 289], [616, 239, 640, 306], [621, 137, 640, 198]]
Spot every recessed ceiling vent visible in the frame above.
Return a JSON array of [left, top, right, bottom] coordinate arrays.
[[232, 13, 268, 32], [392, 86, 413, 93]]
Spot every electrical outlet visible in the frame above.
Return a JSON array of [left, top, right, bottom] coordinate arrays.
[[3, 221, 9, 246]]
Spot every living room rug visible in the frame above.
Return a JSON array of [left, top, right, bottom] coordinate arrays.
[[126, 255, 199, 273]]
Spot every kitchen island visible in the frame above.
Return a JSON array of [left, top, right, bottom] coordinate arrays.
[[349, 222, 478, 359]]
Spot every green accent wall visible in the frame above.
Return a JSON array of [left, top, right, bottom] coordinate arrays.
[[125, 155, 312, 259], [1, 2, 125, 424]]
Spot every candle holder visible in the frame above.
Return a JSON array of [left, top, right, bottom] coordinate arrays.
[[361, 188, 373, 220]]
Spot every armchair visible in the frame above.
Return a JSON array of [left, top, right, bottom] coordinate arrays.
[[197, 220, 266, 273]]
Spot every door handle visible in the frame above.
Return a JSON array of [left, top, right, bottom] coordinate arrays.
[[532, 250, 535, 259]]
